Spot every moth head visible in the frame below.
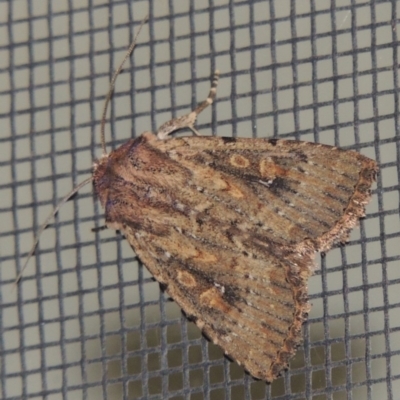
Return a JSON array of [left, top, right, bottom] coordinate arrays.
[[92, 154, 111, 208]]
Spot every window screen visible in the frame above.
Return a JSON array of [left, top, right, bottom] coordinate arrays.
[[1, 1, 399, 399]]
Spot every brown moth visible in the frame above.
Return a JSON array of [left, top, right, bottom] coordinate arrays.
[[22, 18, 378, 382], [93, 75, 377, 380], [93, 118, 377, 381]]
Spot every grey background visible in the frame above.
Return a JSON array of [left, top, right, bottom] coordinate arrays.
[[1, 0, 399, 399]]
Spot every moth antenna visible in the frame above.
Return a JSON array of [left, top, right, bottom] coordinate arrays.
[[16, 16, 149, 286], [15, 177, 93, 286], [100, 15, 149, 155]]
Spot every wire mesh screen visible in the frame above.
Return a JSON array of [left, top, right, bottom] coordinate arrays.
[[1, 0, 399, 399]]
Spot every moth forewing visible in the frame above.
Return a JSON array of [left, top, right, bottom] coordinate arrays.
[[92, 118, 377, 381]]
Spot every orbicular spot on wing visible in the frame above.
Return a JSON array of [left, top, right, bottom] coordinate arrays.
[[229, 154, 250, 168], [176, 270, 197, 288]]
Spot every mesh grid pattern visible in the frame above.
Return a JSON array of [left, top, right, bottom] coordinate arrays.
[[1, 0, 399, 399]]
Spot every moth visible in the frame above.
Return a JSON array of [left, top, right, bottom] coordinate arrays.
[[22, 18, 378, 382]]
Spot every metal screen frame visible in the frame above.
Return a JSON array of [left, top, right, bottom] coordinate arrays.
[[1, 0, 399, 399]]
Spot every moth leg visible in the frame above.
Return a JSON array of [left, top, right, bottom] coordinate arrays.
[[156, 70, 219, 140]]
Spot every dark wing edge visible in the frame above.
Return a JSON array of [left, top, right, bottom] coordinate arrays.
[[264, 251, 313, 381], [190, 251, 313, 382], [296, 156, 378, 254]]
